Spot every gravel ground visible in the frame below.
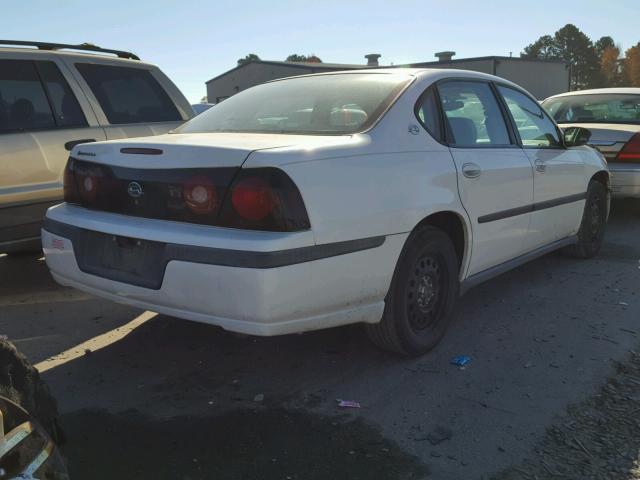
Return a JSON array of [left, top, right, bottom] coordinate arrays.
[[495, 350, 640, 480]]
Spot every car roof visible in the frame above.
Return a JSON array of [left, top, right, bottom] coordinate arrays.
[[269, 67, 523, 89], [0, 45, 153, 66], [545, 87, 640, 100]]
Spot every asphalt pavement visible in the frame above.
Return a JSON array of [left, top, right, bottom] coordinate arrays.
[[1, 200, 639, 479]]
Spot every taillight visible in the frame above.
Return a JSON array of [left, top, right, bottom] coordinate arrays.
[[617, 132, 640, 162], [231, 177, 275, 221], [219, 168, 310, 232], [63, 158, 80, 203], [183, 175, 218, 215]]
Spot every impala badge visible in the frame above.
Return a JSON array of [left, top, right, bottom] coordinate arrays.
[[127, 181, 143, 198]]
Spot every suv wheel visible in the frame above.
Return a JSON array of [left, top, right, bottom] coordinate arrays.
[[366, 226, 459, 356]]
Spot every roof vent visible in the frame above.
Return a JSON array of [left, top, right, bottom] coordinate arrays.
[[435, 51, 456, 62], [365, 53, 381, 67]]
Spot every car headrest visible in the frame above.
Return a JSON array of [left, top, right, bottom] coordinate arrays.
[[448, 117, 477, 146], [10, 98, 35, 124], [329, 107, 368, 128]]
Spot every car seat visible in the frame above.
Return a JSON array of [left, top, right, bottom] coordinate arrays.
[[448, 117, 477, 146], [10, 98, 35, 129]]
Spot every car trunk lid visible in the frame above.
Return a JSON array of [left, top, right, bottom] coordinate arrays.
[[560, 123, 640, 161]]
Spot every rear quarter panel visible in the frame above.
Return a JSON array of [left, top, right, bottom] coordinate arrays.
[[243, 80, 471, 277]]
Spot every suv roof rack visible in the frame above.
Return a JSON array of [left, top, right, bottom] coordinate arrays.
[[0, 40, 140, 60]]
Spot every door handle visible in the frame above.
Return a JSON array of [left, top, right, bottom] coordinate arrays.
[[462, 163, 481, 178], [64, 138, 96, 151], [535, 159, 546, 173]]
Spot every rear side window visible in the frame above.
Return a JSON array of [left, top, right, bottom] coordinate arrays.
[[36, 61, 86, 128], [76, 64, 181, 125], [497, 86, 561, 148], [415, 86, 443, 142], [437, 81, 511, 147], [0, 60, 55, 132]]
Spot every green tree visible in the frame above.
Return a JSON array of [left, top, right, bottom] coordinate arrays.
[[237, 53, 260, 65], [522, 35, 557, 59], [286, 54, 307, 62], [522, 24, 601, 90], [286, 54, 322, 63], [594, 36, 615, 57]]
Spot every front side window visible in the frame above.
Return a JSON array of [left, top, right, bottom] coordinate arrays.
[[177, 73, 412, 135], [498, 86, 561, 148], [76, 64, 181, 125], [542, 93, 640, 125], [437, 81, 511, 147], [0, 60, 55, 133]]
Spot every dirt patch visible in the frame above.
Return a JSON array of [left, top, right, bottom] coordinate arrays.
[[493, 352, 640, 479], [61, 407, 429, 480]]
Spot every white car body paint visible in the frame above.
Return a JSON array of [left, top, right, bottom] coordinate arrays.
[[43, 69, 608, 336]]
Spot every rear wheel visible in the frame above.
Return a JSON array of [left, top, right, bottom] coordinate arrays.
[[0, 340, 68, 479], [563, 180, 607, 259], [366, 226, 459, 356]]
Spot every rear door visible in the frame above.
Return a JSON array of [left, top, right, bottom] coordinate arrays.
[[436, 80, 534, 276], [496, 85, 585, 247], [0, 58, 106, 244], [71, 63, 191, 140]]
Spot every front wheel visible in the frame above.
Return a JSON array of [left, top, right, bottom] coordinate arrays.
[[366, 226, 459, 356], [563, 180, 608, 259]]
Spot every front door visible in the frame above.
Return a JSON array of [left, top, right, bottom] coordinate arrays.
[[496, 85, 586, 248], [437, 80, 534, 276]]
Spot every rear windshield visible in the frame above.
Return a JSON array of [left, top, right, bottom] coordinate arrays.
[[543, 93, 640, 125], [176, 73, 412, 135]]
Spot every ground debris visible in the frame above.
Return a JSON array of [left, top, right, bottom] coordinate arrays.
[[492, 351, 640, 480]]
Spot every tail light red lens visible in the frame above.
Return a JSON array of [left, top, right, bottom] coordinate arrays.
[[183, 176, 218, 215], [63, 159, 80, 203], [617, 132, 640, 163], [219, 168, 310, 232], [231, 177, 275, 221]]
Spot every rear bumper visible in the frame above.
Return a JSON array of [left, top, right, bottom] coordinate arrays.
[[42, 204, 405, 336], [609, 163, 640, 198]]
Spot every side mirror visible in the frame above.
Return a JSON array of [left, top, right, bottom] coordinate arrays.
[[563, 126, 592, 147]]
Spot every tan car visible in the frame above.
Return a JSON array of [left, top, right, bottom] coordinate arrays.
[[0, 40, 193, 253]]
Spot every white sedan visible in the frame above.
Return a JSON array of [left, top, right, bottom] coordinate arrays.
[[42, 69, 609, 356]]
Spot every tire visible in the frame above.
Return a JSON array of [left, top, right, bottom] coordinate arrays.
[[562, 180, 607, 259], [0, 339, 68, 479], [366, 225, 459, 356]]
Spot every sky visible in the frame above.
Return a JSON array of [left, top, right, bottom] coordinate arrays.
[[2, 0, 638, 103]]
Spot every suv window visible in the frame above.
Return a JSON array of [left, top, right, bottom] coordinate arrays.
[[437, 81, 511, 147], [415, 86, 443, 141], [75, 64, 181, 125], [498, 86, 561, 148], [36, 61, 86, 128], [0, 60, 55, 132]]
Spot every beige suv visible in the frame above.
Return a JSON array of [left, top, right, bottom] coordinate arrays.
[[0, 40, 194, 253]]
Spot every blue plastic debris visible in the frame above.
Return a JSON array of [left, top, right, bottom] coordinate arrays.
[[451, 355, 471, 367]]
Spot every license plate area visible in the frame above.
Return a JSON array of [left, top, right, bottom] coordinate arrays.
[[75, 231, 167, 289]]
